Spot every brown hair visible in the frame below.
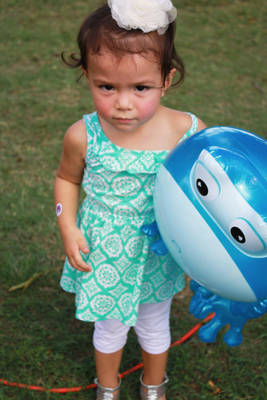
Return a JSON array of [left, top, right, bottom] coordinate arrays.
[[62, 4, 185, 86]]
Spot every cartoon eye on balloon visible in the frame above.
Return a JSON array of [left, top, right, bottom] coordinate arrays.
[[190, 149, 267, 257]]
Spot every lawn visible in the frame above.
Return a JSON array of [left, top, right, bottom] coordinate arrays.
[[0, 0, 266, 399]]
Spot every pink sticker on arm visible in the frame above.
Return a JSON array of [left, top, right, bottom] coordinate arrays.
[[56, 203, 63, 217]]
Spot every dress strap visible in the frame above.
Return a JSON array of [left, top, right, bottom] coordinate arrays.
[[179, 112, 199, 143], [83, 112, 99, 162]]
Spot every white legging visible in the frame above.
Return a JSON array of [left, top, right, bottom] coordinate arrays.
[[93, 298, 172, 354]]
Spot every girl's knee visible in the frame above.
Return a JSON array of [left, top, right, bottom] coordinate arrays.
[[93, 319, 130, 353], [135, 324, 171, 354], [134, 299, 172, 354]]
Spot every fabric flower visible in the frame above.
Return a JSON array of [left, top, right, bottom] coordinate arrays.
[[108, 0, 177, 35]]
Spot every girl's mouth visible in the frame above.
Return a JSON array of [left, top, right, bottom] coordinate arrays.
[[114, 118, 134, 123]]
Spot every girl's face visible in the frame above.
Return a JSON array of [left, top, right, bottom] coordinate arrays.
[[84, 50, 174, 135]]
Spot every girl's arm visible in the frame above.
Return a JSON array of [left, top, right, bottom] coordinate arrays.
[[54, 120, 92, 272]]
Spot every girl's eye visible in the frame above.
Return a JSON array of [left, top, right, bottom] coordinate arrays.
[[136, 85, 149, 92], [100, 85, 114, 92]]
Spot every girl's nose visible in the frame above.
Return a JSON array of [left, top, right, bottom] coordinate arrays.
[[115, 91, 132, 110]]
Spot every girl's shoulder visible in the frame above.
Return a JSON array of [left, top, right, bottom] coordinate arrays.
[[63, 119, 87, 160], [164, 108, 206, 136], [150, 107, 206, 150]]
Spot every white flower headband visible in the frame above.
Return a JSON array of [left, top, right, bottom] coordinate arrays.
[[107, 0, 177, 35]]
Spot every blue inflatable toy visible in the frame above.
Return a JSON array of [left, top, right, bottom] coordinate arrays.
[[143, 127, 267, 346]]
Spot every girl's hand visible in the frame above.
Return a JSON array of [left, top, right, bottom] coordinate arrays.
[[62, 227, 92, 272]]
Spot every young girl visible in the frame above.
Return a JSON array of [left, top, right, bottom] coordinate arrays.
[[55, 1, 206, 399]]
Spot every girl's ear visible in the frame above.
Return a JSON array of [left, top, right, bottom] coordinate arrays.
[[81, 67, 89, 79], [161, 68, 176, 95]]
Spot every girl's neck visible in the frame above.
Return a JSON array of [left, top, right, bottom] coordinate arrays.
[[97, 106, 170, 151]]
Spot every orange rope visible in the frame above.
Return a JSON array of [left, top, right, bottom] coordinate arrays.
[[0, 313, 215, 393]]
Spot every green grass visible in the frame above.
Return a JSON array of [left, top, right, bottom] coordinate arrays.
[[0, 0, 266, 399]]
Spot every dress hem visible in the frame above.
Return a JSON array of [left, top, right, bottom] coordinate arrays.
[[60, 282, 185, 327]]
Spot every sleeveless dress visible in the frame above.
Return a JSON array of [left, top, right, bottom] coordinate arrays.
[[60, 111, 198, 326]]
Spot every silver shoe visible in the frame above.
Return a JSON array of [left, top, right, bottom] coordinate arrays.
[[94, 376, 121, 400], [140, 372, 169, 400]]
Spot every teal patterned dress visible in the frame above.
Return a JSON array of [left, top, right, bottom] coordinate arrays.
[[60, 111, 198, 326]]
